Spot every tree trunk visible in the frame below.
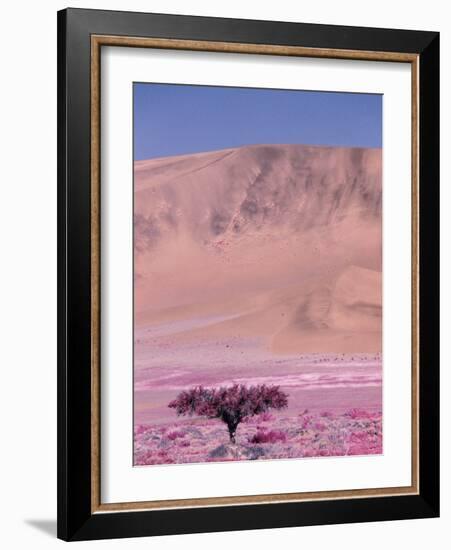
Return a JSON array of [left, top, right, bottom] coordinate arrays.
[[228, 422, 238, 444]]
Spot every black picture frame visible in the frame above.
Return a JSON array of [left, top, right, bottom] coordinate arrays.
[[57, 7, 439, 542]]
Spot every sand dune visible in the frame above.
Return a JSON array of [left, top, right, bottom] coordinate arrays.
[[134, 144, 382, 354], [271, 266, 382, 353]]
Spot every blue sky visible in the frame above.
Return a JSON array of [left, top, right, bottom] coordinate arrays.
[[134, 83, 382, 161]]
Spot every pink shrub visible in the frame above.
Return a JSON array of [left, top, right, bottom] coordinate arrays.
[[313, 421, 327, 432], [167, 430, 185, 440], [249, 430, 287, 444], [345, 408, 371, 419], [300, 415, 313, 429], [348, 430, 367, 442]]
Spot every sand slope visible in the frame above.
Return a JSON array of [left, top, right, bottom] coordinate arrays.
[[134, 144, 382, 353]]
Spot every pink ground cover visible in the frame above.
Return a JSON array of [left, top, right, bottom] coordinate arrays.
[[134, 408, 382, 466]]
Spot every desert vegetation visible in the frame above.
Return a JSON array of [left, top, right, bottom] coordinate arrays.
[[168, 384, 288, 443], [135, 405, 382, 466]]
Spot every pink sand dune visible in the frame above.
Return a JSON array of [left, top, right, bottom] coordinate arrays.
[[134, 143, 382, 354]]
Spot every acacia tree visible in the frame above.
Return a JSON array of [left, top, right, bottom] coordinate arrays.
[[168, 384, 288, 443]]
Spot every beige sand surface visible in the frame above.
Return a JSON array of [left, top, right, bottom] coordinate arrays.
[[134, 144, 382, 354]]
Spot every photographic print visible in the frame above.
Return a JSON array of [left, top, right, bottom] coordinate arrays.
[[133, 83, 383, 466], [58, 11, 439, 539]]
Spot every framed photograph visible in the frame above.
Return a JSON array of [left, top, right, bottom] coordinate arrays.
[[57, 8, 439, 541]]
